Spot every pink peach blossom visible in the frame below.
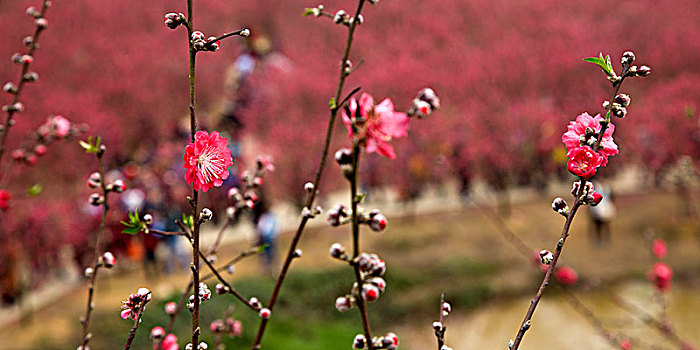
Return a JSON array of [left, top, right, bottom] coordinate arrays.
[[562, 112, 618, 166], [555, 266, 578, 286], [184, 131, 233, 192], [0, 190, 10, 211], [652, 239, 667, 259], [567, 147, 603, 179], [342, 93, 409, 159], [647, 262, 672, 292]]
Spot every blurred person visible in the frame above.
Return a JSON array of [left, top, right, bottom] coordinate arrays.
[[589, 179, 615, 245], [253, 198, 278, 277]]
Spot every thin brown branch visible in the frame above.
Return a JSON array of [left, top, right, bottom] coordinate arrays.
[[123, 292, 152, 350], [0, 1, 51, 169], [250, 1, 368, 348]]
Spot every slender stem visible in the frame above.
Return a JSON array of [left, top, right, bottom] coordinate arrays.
[[123, 293, 151, 350], [436, 293, 446, 350], [560, 286, 621, 348], [164, 236, 262, 333], [510, 180, 584, 349], [148, 228, 183, 236], [350, 141, 374, 349], [0, 1, 50, 177], [184, 0, 202, 345], [206, 29, 248, 45], [603, 287, 689, 346], [250, 1, 367, 348], [80, 152, 110, 349]]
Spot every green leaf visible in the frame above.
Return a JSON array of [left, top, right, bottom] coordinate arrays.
[[302, 8, 315, 16], [26, 184, 42, 196], [329, 97, 336, 110], [122, 227, 141, 234], [583, 53, 614, 77], [257, 243, 270, 252], [355, 193, 367, 204], [79, 140, 92, 151]]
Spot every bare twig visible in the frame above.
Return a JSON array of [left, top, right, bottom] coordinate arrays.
[[250, 1, 369, 348]]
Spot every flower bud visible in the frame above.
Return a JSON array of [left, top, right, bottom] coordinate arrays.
[[432, 321, 442, 331], [210, 319, 225, 334], [199, 208, 213, 222], [143, 214, 153, 225], [408, 99, 432, 118], [239, 28, 250, 38], [34, 144, 47, 156], [621, 51, 635, 65], [248, 297, 262, 309], [191, 31, 206, 42], [368, 212, 387, 232], [215, 283, 229, 295], [369, 0, 380, 4], [150, 326, 165, 341], [417, 87, 440, 110], [329, 243, 345, 259], [26, 6, 40, 17], [226, 264, 235, 274], [614, 94, 631, 107], [112, 179, 127, 193], [335, 148, 353, 166], [637, 65, 651, 77], [383, 332, 399, 350], [333, 10, 348, 24], [441, 302, 452, 316], [3, 82, 17, 94], [35, 18, 48, 29], [102, 252, 116, 268], [22, 36, 34, 47], [335, 296, 353, 312], [11, 149, 25, 161], [226, 206, 236, 219], [590, 191, 603, 206], [612, 106, 627, 118], [304, 182, 315, 192], [164, 12, 186, 29], [353, 334, 367, 349], [84, 267, 94, 279], [206, 36, 220, 52], [351, 14, 364, 25], [369, 276, 386, 293], [258, 308, 271, 319], [292, 249, 303, 258], [361, 283, 380, 302], [165, 301, 177, 315], [88, 193, 104, 206], [539, 249, 553, 265], [20, 55, 33, 65]]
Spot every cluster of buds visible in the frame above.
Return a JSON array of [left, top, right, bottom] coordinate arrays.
[[327, 204, 351, 226], [308, 4, 324, 17], [185, 342, 208, 350], [226, 157, 272, 217], [408, 88, 440, 119], [360, 209, 388, 232], [301, 205, 323, 219], [433, 300, 452, 350], [191, 31, 220, 52], [10, 53, 33, 66], [621, 51, 651, 78], [2, 100, 24, 113], [87, 173, 126, 205], [352, 332, 399, 350], [164, 12, 186, 29], [210, 317, 243, 338], [186, 283, 211, 311], [551, 197, 570, 217], [120, 287, 151, 321], [333, 10, 349, 25], [571, 181, 603, 206], [647, 262, 672, 292], [11, 148, 38, 166], [602, 93, 631, 119]]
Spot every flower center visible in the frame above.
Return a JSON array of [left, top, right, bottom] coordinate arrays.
[[197, 146, 226, 183]]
